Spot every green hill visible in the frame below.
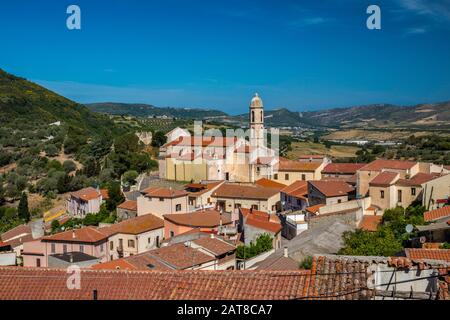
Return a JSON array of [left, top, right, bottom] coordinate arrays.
[[0, 69, 118, 136]]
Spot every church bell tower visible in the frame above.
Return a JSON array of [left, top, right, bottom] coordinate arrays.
[[249, 93, 264, 148]]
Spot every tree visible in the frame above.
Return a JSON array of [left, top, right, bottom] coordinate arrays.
[[106, 181, 124, 212], [51, 219, 60, 233], [151, 131, 167, 147], [122, 170, 138, 185], [63, 160, 77, 173], [18, 192, 30, 222], [236, 234, 273, 259]]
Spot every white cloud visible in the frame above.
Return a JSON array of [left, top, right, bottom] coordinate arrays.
[[397, 0, 450, 20]]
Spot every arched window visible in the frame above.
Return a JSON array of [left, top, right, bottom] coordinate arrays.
[[251, 110, 255, 123], [261, 111, 263, 122]]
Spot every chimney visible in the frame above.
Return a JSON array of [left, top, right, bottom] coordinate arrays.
[[283, 246, 288, 258], [72, 230, 76, 239]]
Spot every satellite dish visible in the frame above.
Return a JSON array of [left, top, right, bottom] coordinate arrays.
[[405, 224, 414, 233]]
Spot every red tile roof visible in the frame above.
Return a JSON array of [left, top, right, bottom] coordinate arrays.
[[100, 214, 164, 236], [281, 180, 308, 198], [141, 187, 188, 198], [369, 171, 399, 186], [117, 200, 138, 211], [305, 204, 324, 214], [70, 187, 101, 201], [0, 267, 314, 300], [191, 237, 236, 256], [255, 178, 286, 190], [424, 206, 450, 222], [163, 210, 232, 228], [405, 249, 450, 262], [309, 180, 354, 197], [358, 215, 382, 232], [322, 163, 365, 175], [0, 224, 31, 242], [100, 189, 109, 200], [396, 172, 443, 186], [212, 183, 280, 200], [278, 158, 321, 172], [42, 227, 108, 244], [240, 208, 282, 234], [253, 255, 299, 270], [360, 159, 417, 171]]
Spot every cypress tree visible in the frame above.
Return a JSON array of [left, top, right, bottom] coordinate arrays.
[[18, 192, 30, 222]]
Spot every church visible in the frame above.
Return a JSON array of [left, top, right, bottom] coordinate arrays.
[[158, 94, 325, 184]]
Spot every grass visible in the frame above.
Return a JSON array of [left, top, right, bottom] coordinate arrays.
[[286, 141, 361, 159]]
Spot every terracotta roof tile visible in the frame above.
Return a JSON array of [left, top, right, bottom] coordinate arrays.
[[100, 189, 109, 200], [309, 180, 354, 197], [322, 163, 365, 175], [212, 183, 280, 200], [305, 204, 324, 214], [0, 224, 31, 242], [405, 249, 450, 262], [360, 159, 417, 171], [100, 214, 164, 236], [191, 237, 236, 256], [424, 206, 450, 222], [163, 210, 232, 228], [70, 187, 101, 201], [253, 255, 299, 270], [396, 172, 444, 187], [141, 187, 188, 198], [240, 208, 282, 234], [278, 158, 321, 172], [0, 267, 313, 300], [281, 180, 308, 198], [369, 171, 399, 186], [359, 215, 382, 232], [42, 227, 108, 244], [255, 178, 286, 190], [117, 200, 138, 211]]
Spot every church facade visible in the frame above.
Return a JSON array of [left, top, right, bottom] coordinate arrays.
[[158, 94, 325, 183]]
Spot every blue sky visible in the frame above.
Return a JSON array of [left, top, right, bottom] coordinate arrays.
[[1, 0, 449, 114]]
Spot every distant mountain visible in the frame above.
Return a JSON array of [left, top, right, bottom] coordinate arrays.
[[227, 102, 450, 129], [86, 102, 227, 119], [0, 69, 117, 135]]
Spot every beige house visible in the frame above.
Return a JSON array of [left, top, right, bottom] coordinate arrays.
[[100, 214, 164, 260], [368, 171, 449, 211], [184, 180, 225, 211], [137, 187, 188, 219], [211, 183, 282, 220], [272, 158, 323, 185], [307, 180, 355, 206], [356, 159, 420, 197]]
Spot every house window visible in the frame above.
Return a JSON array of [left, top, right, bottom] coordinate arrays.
[[79, 245, 84, 253], [36, 258, 41, 267], [51, 243, 56, 254], [398, 190, 402, 202], [234, 203, 241, 209], [175, 204, 182, 211], [100, 244, 104, 252], [411, 188, 416, 196], [301, 174, 306, 181], [159, 198, 164, 202], [274, 174, 278, 180], [148, 237, 151, 244], [170, 231, 175, 237], [156, 236, 160, 247], [128, 240, 135, 248], [285, 174, 289, 180], [297, 199, 302, 206], [338, 199, 342, 203], [63, 244, 67, 253], [380, 190, 385, 199], [110, 241, 114, 250], [251, 204, 258, 210]]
